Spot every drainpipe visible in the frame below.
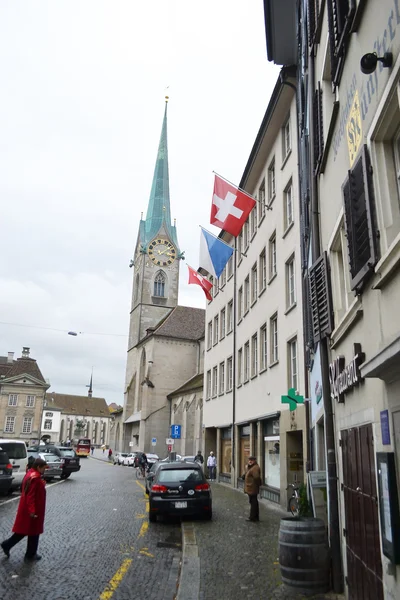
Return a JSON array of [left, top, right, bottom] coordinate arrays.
[[309, 47, 343, 594], [280, 68, 311, 474], [231, 235, 237, 485]]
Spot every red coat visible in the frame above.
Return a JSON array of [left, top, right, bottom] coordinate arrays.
[[13, 469, 47, 535]]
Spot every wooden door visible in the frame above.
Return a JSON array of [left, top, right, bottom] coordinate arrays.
[[341, 425, 383, 600]]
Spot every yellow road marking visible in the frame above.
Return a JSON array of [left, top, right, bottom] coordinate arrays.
[[135, 480, 145, 491], [98, 558, 132, 600], [135, 513, 146, 519], [146, 500, 149, 513], [138, 521, 148, 538], [139, 549, 154, 558]]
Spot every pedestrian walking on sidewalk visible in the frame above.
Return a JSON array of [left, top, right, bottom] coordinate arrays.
[[91, 446, 94, 455], [1, 458, 47, 561], [243, 456, 261, 522], [207, 451, 216, 481], [108, 448, 113, 461], [195, 450, 204, 465]]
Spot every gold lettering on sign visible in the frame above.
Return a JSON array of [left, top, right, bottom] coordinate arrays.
[[346, 90, 363, 168]]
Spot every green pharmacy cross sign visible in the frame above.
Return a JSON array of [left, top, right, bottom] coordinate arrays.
[[281, 388, 305, 411]]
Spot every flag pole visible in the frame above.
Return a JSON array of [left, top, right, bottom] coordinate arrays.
[[212, 170, 272, 211], [231, 232, 237, 486]]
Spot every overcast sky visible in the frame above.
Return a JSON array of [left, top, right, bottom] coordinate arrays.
[[0, 1, 279, 406]]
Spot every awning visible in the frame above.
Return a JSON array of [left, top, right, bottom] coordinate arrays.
[[124, 412, 141, 424], [360, 335, 400, 383]]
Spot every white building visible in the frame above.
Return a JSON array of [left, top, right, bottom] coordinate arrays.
[[40, 405, 62, 443], [203, 73, 307, 508]]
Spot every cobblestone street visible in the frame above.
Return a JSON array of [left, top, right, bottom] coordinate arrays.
[[0, 456, 344, 600], [0, 455, 181, 600]]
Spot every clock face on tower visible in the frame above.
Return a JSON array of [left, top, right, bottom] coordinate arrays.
[[148, 238, 177, 266]]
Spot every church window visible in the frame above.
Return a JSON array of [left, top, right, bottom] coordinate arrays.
[[154, 271, 166, 297]]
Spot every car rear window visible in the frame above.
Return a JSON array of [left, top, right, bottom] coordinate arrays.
[[43, 454, 61, 462], [0, 443, 27, 459], [58, 449, 76, 457], [158, 468, 203, 483], [0, 451, 10, 464]]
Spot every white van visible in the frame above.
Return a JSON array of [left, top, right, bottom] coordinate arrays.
[[0, 439, 28, 490]]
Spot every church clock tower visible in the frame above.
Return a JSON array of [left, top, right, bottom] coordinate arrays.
[[128, 97, 181, 351]]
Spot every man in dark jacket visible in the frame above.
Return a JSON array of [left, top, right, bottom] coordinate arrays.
[[195, 450, 204, 464], [243, 456, 261, 522]]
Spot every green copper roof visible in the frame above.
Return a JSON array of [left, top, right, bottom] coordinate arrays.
[[141, 101, 179, 249]]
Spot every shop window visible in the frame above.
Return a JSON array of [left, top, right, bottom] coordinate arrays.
[[221, 428, 232, 473], [264, 438, 280, 488]]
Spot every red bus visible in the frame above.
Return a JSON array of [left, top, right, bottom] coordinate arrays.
[[76, 438, 91, 457]]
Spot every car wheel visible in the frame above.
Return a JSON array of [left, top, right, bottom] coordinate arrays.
[[149, 511, 157, 523], [145, 487, 149, 495], [60, 473, 71, 480]]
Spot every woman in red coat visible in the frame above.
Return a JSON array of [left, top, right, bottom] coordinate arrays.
[[1, 457, 47, 561]]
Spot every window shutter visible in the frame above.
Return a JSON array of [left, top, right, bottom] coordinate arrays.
[[309, 252, 334, 342], [342, 145, 378, 291], [313, 83, 324, 174], [327, 0, 355, 85], [307, 0, 316, 46]]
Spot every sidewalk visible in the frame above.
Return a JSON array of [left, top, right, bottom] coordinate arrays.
[[178, 483, 345, 600]]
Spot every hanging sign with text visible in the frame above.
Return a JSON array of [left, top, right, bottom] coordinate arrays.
[[329, 343, 365, 403]]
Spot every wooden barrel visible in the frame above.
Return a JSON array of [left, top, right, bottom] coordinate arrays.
[[279, 517, 330, 595]]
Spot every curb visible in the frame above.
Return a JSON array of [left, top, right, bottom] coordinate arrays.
[[177, 522, 200, 600]]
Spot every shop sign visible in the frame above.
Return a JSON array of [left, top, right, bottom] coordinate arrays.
[[329, 343, 365, 403]]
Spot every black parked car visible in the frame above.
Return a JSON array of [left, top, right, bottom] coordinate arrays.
[[30, 445, 81, 479], [148, 461, 212, 522], [0, 448, 14, 496]]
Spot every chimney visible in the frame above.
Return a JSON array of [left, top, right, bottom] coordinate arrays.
[[22, 347, 30, 358], [7, 352, 14, 364]]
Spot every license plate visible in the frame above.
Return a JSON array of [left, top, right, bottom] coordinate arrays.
[[175, 501, 187, 509], [69, 460, 76, 464]]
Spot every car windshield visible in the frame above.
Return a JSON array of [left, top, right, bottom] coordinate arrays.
[[158, 469, 203, 483], [58, 449, 76, 457], [120, 453, 128, 457], [147, 454, 159, 460], [0, 443, 27, 459]]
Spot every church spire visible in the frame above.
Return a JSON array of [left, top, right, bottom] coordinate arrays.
[[142, 97, 179, 249]]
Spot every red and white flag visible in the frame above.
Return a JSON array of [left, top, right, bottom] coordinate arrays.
[[210, 174, 256, 237], [187, 265, 212, 301]]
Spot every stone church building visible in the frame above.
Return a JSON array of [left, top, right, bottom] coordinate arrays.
[[113, 99, 205, 458]]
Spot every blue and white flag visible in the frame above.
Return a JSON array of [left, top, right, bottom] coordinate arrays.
[[199, 227, 234, 279]]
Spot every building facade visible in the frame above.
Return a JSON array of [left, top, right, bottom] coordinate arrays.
[[46, 393, 111, 446], [203, 75, 307, 509], [0, 347, 49, 444], [264, 0, 400, 598]]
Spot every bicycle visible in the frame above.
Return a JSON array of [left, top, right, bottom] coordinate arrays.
[[287, 483, 300, 516], [135, 464, 147, 479]]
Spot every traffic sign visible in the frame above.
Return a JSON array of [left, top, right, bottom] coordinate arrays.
[[151, 437, 157, 446], [167, 444, 172, 452], [171, 424, 181, 439], [166, 438, 174, 445]]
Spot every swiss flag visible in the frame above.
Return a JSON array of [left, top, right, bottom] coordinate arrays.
[[187, 265, 213, 301], [210, 174, 256, 237]]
